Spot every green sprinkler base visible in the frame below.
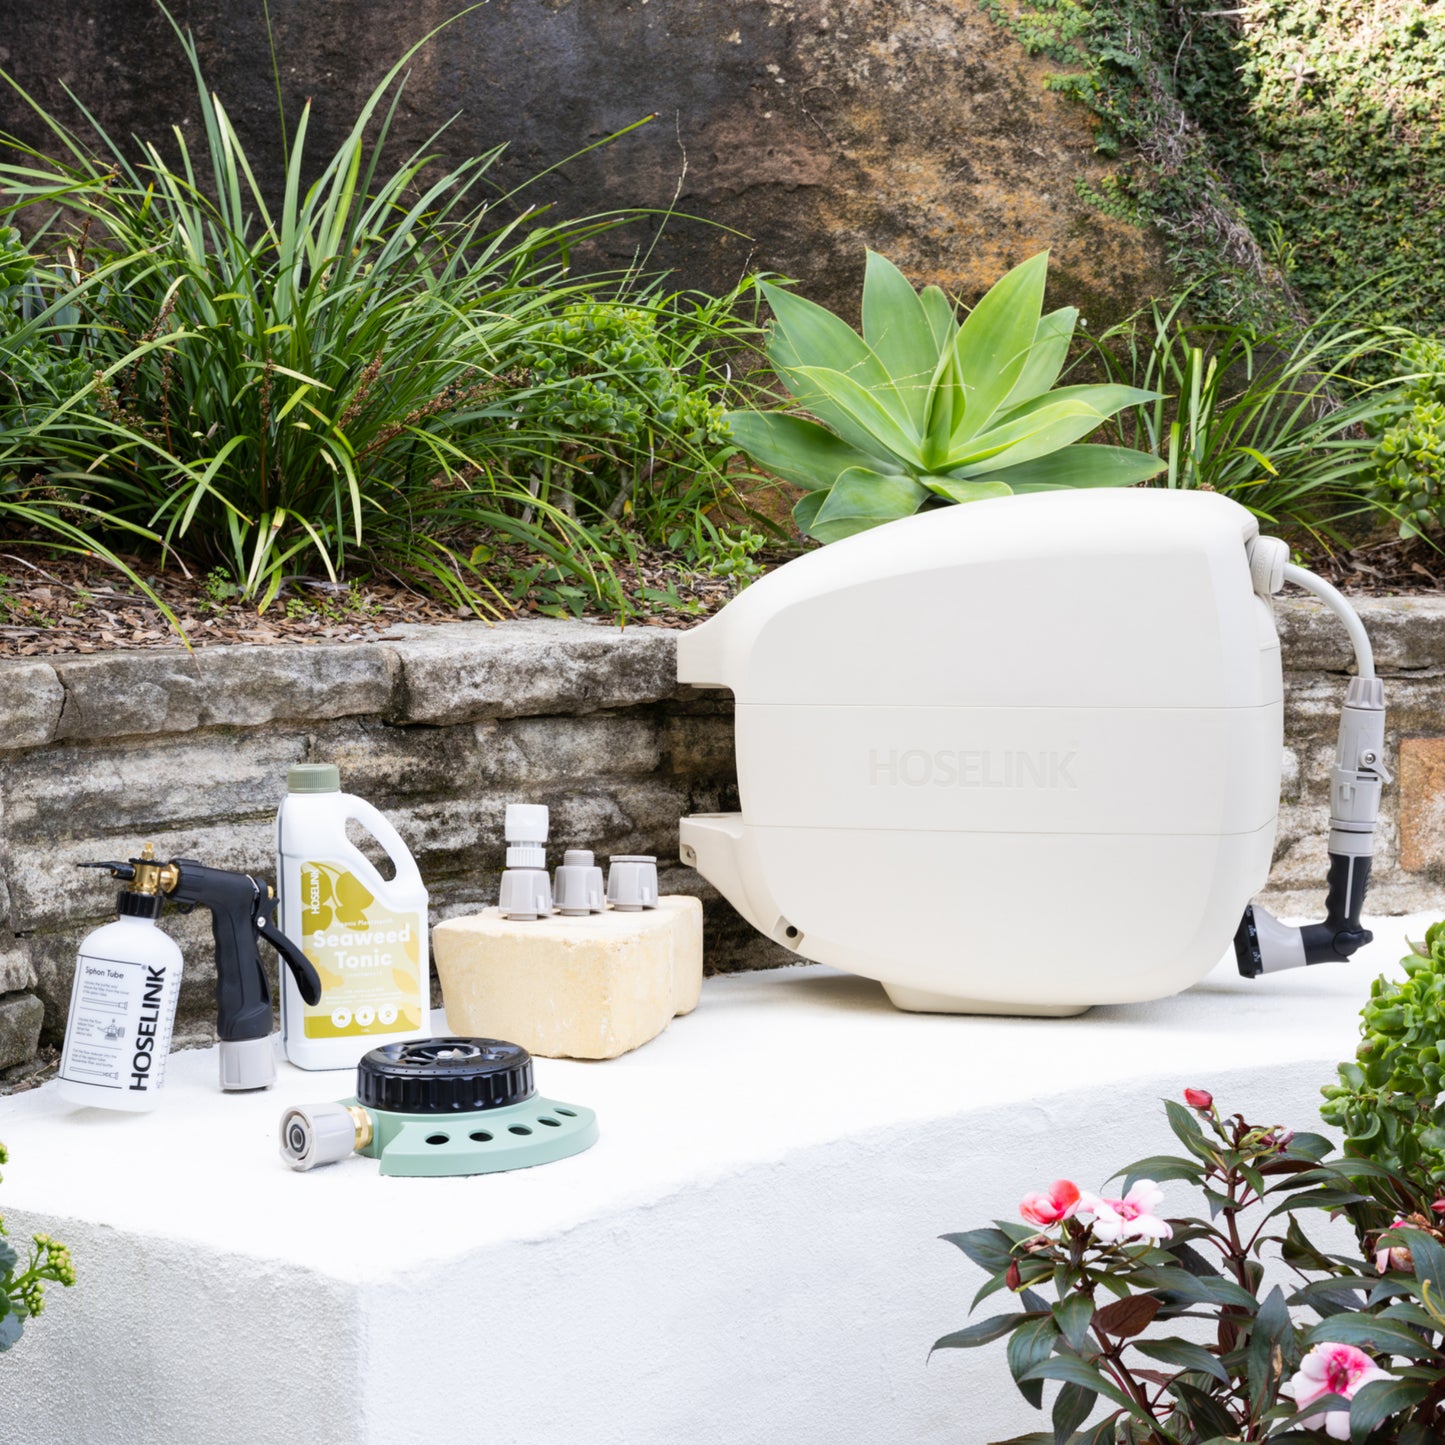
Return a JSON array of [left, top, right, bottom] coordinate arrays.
[[347, 1095, 598, 1178]]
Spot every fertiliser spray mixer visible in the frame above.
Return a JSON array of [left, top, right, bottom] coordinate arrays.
[[279, 1037, 597, 1178], [678, 488, 1390, 1016], [57, 846, 322, 1108]]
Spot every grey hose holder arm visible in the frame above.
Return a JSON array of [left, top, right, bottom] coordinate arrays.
[[1235, 548, 1391, 977]]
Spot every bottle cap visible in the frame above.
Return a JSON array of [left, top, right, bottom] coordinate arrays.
[[118, 890, 164, 920], [288, 763, 341, 794]]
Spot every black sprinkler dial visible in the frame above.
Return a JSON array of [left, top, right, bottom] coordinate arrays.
[[356, 1037, 536, 1115]]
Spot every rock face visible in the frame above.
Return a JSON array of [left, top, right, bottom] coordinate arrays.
[[0, 0, 1172, 322]]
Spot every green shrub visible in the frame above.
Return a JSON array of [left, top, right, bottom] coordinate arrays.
[[1369, 338, 1445, 540], [500, 289, 757, 544], [1321, 919, 1445, 1194]]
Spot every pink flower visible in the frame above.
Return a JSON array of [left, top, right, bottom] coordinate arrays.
[[1374, 1219, 1414, 1274], [1183, 1088, 1213, 1111], [1289, 1342, 1393, 1440], [1077, 1180, 1173, 1244], [1019, 1180, 1081, 1228]]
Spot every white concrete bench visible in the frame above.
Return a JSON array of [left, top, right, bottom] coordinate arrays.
[[0, 916, 1431, 1443]]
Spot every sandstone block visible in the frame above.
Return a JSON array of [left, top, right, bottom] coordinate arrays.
[[1275, 597, 1445, 674], [433, 900, 701, 1060], [1, 728, 306, 843], [51, 643, 397, 741], [0, 937, 35, 994], [0, 660, 64, 750], [0, 992, 44, 1070], [388, 620, 678, 725], [1400, 739, 1445, 875]]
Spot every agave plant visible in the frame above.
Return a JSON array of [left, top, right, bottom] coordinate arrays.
[[726, 251, 1165, 541]]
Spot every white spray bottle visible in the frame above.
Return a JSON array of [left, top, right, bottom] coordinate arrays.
[[58, 844, 184, 1111], [276, 764, 430, 1070]]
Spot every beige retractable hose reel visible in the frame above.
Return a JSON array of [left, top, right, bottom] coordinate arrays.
[[679, 489, 1387, 1016]]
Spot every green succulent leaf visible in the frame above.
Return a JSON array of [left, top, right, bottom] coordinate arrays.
[[975, 444, 1166, 493], [947, 399, 1110, 474], [997, 383, 1162, 426], [924, 348, 966, 467], [765, 295, 905, 462], [759, 279, 889, 391], [807, 466, 930, 542], [951, 251, 1050, 445], [924, 476, 1014, 505], [1000, 306, 1079, 413], [862, 250, 939, 431], [918, 283, 959, 353], [724, 410, 902, 492], [791, 489, 827, 534], [788, 365, 924, 467]]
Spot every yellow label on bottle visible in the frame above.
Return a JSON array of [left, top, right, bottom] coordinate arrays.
[[299, 861, 423, 1039]]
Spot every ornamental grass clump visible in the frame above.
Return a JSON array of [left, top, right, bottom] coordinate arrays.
[[937, 1087, 1445, 1442], [0, 11, 764, 615], [1084, 290, 1402, 540], [726, 249, 1165, 543]]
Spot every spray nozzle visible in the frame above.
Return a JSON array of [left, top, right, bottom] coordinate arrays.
[[1236, 559, 1386, 979], [78, 842, 182, 896], [81, 850, 324, 1091]]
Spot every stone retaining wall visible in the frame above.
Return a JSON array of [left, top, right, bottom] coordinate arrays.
[[1, 600, 1443, 1078]]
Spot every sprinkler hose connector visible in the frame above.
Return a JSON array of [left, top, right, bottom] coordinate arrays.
[[280, 1102, 373, 1171]]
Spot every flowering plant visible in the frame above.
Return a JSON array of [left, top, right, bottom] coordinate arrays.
[[935, 1091, 1445, 1442], [0, 1142, 76, 1353]]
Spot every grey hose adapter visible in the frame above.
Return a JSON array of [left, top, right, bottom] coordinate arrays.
[[498, 803, 553, 921], [1235, 550, 1391, 977]]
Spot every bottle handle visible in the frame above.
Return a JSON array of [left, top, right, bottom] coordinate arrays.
[[340, 795, 426, 895]]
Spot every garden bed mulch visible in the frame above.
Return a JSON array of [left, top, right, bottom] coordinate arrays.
[[0, 535, 1438, 660], [1296, 535, 1445, 596], [0, 545, 759, 657]]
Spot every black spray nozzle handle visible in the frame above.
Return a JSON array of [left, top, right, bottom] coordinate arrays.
[[166, 861, 322, 1036], [256, 903, 323, 1007], [168, 860, 276, 1044]]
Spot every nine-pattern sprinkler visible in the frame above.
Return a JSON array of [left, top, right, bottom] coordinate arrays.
[[279, 1037, 598, 1178]]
